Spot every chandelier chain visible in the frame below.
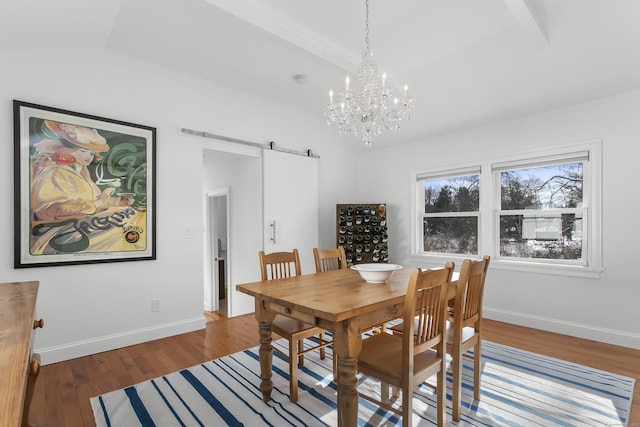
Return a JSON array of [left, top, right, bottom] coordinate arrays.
[[364, 0, 370, 55]]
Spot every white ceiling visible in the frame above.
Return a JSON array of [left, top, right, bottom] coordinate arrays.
[[2, 0, 640, 149]]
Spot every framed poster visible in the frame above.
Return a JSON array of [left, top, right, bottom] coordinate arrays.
[[13, 100, 156, 268]]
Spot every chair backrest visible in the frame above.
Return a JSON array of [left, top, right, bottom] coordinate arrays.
[[453, 255, 490, 329], [403, 262, 454, 356], [259, 249, 302, 280], [313, 246, 347, 272]]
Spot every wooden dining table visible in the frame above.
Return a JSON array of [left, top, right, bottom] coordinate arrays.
[[237, 266, 457, 427]]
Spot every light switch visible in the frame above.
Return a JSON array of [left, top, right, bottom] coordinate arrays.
[[183, 226, 198, 239]]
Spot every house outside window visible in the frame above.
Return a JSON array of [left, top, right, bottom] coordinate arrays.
[[495, 157, 585, 265], [412, 141, 602, 278]]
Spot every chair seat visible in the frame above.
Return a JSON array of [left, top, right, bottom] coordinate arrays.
[[271, 315, 331, 344], [359, 333, 441, 385], [391, 315, 479, 346], [390, 316, 439, 337], [272, 315, 323, 336], [271, 315, 329, 356], [389, 318, 412, 335], [446, 323, 478, 345]]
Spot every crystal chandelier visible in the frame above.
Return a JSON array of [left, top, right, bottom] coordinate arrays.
[[324, 0, 414, 147]]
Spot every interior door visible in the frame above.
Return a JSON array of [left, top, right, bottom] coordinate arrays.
[[263, 149, 318, 274]]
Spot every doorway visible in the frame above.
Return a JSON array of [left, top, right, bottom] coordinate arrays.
[[205, 188, 229, 318], [201, 145, 318, 319]]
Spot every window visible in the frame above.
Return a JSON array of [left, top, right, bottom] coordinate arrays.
[[494, 155, 586, 265], [417, 168, 480, 255], [412, 141, 602, 277]]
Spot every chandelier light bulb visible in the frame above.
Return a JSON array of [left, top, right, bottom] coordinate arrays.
[[323, 0, 414, 147]]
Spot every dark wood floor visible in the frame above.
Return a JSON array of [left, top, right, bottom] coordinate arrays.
[[29, 315, 640, 426]]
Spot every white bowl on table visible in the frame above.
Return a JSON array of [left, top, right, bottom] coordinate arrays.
[[351, 263, 403, 283]]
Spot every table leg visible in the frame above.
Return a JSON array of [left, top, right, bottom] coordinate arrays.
[[334, 324, 361, 427], [22, 353, 40, 427], [336, 355, 358, 427], [258, 320, 274, 402], [255, 301, 277, 403]]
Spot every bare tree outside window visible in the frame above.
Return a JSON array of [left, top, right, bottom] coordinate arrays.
[[414, 143, 600, 274], [422, 174, 479, 254], [499, 163, 584, 261]]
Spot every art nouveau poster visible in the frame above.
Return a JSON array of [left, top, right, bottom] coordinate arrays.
[[13, 100, 156, 268]]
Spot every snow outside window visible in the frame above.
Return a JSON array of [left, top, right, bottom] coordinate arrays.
[[412, 141, 603, 278]]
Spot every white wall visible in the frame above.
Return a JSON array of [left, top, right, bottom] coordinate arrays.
[[0, 48, 354, 364], [353, 89, 640, 349], [5, 46, 636, 364]]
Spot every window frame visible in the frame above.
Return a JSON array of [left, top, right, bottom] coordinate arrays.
[[411, 140, 603, 278], [416, 167, 481, 257]]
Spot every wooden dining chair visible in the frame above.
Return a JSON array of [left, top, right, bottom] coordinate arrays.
[[313, 246, 347, 272], [357, 263, 454, 427], [389, 264, 455, 336], [258, 249, 331, 402], [447, 255, 490, 421], [312, 246, 350, 378], [314, 246, 387, 338]]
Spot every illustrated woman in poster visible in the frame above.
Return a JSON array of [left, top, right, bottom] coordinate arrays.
[[29, 120, 147, 255], [31, 121, 131, 220]]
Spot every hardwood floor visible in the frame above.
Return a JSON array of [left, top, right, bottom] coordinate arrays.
[[204, 310, 226, 322], [29, 315, 639, 426]]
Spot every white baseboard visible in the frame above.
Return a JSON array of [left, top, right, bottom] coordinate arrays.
[[485, 307, 640, 350], [36, 317, 207, 365], [36, 310, 640, 365]]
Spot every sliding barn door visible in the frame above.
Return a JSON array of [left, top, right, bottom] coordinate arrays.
[[263, 149, 318, 274]]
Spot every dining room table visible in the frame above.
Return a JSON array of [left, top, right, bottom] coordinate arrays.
[[236, 265, 458, 427]]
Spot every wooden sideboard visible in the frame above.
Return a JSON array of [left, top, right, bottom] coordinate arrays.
[[0, 281, 43, 427]]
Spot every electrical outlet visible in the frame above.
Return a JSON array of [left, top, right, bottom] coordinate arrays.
[[151, 298, 160, 312]]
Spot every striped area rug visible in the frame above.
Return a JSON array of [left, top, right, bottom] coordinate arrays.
[[91, 339, 634, 426]]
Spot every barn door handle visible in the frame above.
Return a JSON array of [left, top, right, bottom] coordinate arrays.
[[270, 220, 276, 244]]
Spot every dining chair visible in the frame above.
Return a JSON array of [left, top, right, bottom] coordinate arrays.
[[447, 255, 490, 421], [314, 246, 387, 338], [313, 246, 347, 272], [312, 246, 352, 378], [357, 262, 454, 427], [258, 248, 331, 402], [389, 264, 455, 336]]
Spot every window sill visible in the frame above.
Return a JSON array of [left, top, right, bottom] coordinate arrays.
[[409, 254, 604, 279]]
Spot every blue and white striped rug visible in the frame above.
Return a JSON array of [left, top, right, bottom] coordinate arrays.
[[91, 339, 634, 426]]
